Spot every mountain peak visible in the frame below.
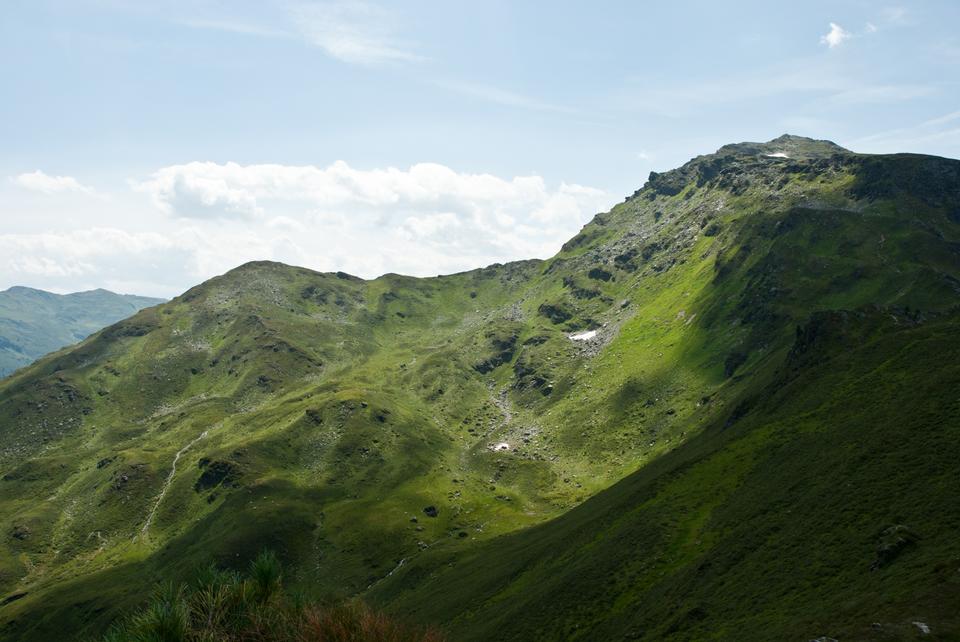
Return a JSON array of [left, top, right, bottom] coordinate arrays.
[[715, 134, 850, 160], [634, 134, 857, 200]]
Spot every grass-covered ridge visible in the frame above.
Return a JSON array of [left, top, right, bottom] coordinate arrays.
[[1, 135, 959, 640]]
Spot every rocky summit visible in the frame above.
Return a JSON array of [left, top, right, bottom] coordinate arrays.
[[1, 136, 959, 641]]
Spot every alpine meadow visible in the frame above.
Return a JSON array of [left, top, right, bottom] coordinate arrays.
[[2, 135, 960, 640]]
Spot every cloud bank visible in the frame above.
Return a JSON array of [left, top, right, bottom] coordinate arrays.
[[3, 162, 611, 297]]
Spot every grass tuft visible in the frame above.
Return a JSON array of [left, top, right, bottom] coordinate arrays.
[[97, 552, 444, 642]]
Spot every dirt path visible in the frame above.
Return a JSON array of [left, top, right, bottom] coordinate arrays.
[[366, 556, 410, 590], [138, 423, 220, 539]]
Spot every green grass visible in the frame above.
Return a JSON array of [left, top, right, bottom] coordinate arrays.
[[373, 309, 960, 641], [1, 136, 959, 640]]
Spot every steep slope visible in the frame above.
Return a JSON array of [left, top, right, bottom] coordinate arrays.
[[0, 287, 164, 378], [374, 308, 960, 641], [1, 135, 958, 640]]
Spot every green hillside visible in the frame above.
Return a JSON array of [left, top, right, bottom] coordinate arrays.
[[1, 135, 959, 641], [0, 287, 164, 378]]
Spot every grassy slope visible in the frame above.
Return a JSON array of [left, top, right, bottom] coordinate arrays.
[[374, 309, 960, 641], [1, 136, 959, 640], [0, 287, 165, 377]]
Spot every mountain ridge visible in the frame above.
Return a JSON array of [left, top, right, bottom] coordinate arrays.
[[0, 286, 165, 379], [1, 136, 959, 640]]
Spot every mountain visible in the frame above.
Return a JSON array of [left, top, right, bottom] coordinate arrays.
[[1, 135, 959, 641], [0, 287, 165, 378]]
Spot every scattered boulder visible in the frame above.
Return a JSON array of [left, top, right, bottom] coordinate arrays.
[[194, 459, 241, 492], [871, 524, 918, 571], [646, 170, 686, 196], [423, 506, 439, 518], [614, 249, 638, 272], [474, 330, 519, 373], [110, 464, 146, 492], [587, 267, 612, 281], [538, 303, 572, 324]]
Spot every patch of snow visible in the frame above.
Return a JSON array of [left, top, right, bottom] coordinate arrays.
[[569, 330, 597, 342], [490, 442, 510, 451], [913, 621, 931, 635], [765, 152, 790, 158]]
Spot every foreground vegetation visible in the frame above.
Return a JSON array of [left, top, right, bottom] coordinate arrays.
[[101, 552, 443, 642]]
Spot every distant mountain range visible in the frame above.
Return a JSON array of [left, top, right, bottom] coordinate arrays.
[[0, 287, 164, 378], [2, 135, 960, 640]]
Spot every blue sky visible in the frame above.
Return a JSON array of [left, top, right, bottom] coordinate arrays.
[[2, 0, 958, 297]]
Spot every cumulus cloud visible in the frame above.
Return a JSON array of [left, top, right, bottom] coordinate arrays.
[[13, 170, 96, 195], [135, 162, 263, 218], [820, 23, 852, 48], [5, 161, 610, 296], [1, 159, 612, 298], [134, 161, 609, 264], [137, 161, 598, 217]]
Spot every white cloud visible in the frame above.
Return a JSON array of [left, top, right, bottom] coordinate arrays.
[[820, 22, 852, 48], [166, 1, 423, 66], [67, 160, 608, 294], [135, 160, 607, 231], [1, 159, 611, 297], [135, 162, 263, 218], [290, 1, 423, 66], [922, 110, 960, 128], [13, 171, 96, 195], [0, 228, 188, 296]]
